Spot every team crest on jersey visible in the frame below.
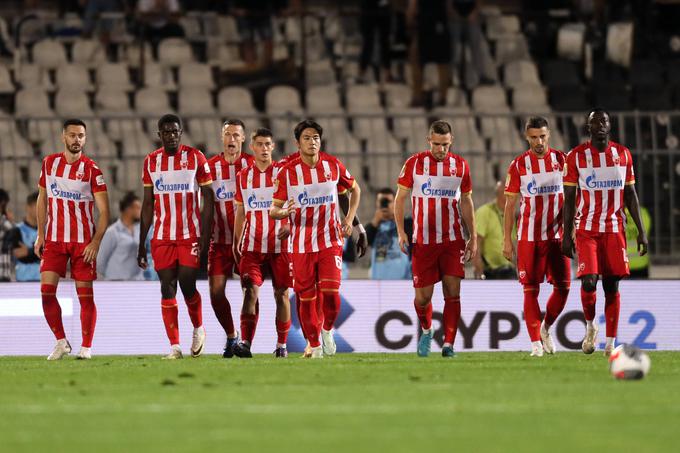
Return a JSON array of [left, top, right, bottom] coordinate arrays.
[[613, 155, 620, 165], [552, 162, 560, 171], [180, 160, 188, 169], [586, 156, 592, 165], [579, 262, 585, 272], [519, 270, 526, 279], [75, 170, 84, 181], [324, 171, 332, 181]]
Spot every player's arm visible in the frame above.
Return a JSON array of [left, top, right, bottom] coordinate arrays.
[[232, 203, 245, 263], [339, 191, 367, 257], [81, 191, 109, 264], [561, 185, 577, 258], [270, 199, 295, 219], [624, 184, 648, 256], [340, 182, 361, 238], [503, 193, 518, 261], [34, 187, 47, 258], [460, 192, 477, 262], [138, 185, 154, 269], [394, 186, 410, 254], [199, 184, 214, 255]]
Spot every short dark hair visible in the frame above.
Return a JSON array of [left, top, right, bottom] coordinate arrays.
[[63, 119, 86, 130], [224, 118, 245, 130], [251, 127, 273, 141], [428, 120, 452, 136], [158, 113, 182, 131], [525, 116, 549, 131], [26, 192, 38, 205], [119, 191, 140, 213], [377, 187, 395, 196], [294, 120, 323, 141], [0, 188, 8, 204]]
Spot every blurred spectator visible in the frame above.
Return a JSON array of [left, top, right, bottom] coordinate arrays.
[[231, 0, 277, 69], [342, 235, 357, 279], [97, 192, 144, 280], [407, 0, 452, 106], [450, 0, 496, 88], [144, 224, 158, 281], [626, 206, 651, 279], [4, 192, 40, 282], [358, 0, 392, 84], [0, 189, 14, 282], [473, 182, 516, 279], [366, 188, 412, 279], [0, 16, 13, 58], [136, 0, 184, 42], [81, 0, 125, 43]]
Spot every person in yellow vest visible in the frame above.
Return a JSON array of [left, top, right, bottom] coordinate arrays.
[[626, 206, 651, 278]]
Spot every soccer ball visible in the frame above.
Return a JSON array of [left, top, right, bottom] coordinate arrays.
[[608, 344, 651, 380]]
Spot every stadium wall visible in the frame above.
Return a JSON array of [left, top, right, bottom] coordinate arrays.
[[1, 280, 678, 354]]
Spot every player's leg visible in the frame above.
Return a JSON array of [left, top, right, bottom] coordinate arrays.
[[271, 253, 292, 357], [441, 275, 461, 358], [575, 231, 600, 354], [292, 252, 322, 357], [157, 266, 182, 359], [69, 242, 98, 359], [39, 241, 70, 360], [542, 241, 571, 354], [516, 241, 543, 356], [600, 231, 630, 356], [235, 252, 263, 358], [411, 244, 441, 357], [414, 284, 435, 357], [208, 242, 238, 357], [177, 260, 205, 358], [317, 246, 344, 356], [602, 277, 621, 356]]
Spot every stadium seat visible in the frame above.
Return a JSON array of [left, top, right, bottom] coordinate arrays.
[[178, 63, 215, 89], [212, 43, 245, 70], [556, 23, 586, 61], [472, 85, 508, 111], [346, 84, 387, 141], [55, 64, 94, 91], [15, 88, 52, 117], [32, 39, 67, 69], [486, 15, 521, 41], [606, 22, 633, 68], [218, 15, 241, 43], [494, 34, 531, 66], [121, 43, 154, 67], [71, 39, 107, 68], [306, 59, 336, 86], [15, 64, 53, 90], [512, 84, 550, 112], [55, 89, 93, 117], [143, 62, 177, 91], [96, 63, 133, 91], [265, 85, 305, 138], [135, 88, 172, 135], [179, 87, 215, 115], [218, 86, 257, 114], [158, 38, 194, 67], [503, 60, 541, 89], [187, 118, 223, 154], [0, 65, 13, 94]]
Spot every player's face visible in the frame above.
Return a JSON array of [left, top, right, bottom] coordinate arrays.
[[427, 132, 452, 160], [128, 200, 142, 223], [158, 122, 182, 153], [526, 127, 550, 155], [376, 193, 394, 211], [297, 128, 321, 157], [223, 124, 245, 157], [63, 125, 86, 154], [250, 136, 274, 163], [587, 111, 611, 143]]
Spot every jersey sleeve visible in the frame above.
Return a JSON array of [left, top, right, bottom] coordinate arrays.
[[563, 150, 579, 186], [38, 158, 47, 188], [196, 152, 213, 186], [504, 160, 521, 194], [336, 159, 355, 194], [461, 159, 472, 194], [142, 156, 152, 187], [272, 167, 289, 204], [624, 147, 635, 185], [397, 156, 416, 190], [234, 171, 244, 204], [90, 164, 107, 193]]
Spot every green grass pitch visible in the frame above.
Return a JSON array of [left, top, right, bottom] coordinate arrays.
[[1, 352, 678, 452]]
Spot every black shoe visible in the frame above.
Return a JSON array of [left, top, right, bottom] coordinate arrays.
[[223, 336, 239, 358], [233, 342, 252, 358]]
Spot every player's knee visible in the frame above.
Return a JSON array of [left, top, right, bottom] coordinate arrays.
[[602, 278, 619, 294], [581, 276, 598, 293], [274, 287, 288, 302]]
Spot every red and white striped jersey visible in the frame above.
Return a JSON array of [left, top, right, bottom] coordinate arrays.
[[208, 153, 254, 244], [397, 151, 472, 245], [505, 148, 566, 241], [234, 162, 288, 254], [39, 153, 107, 243], [273, 151, 355, 253], [142, 145, 213, 242], [564, 141, 635, 233]]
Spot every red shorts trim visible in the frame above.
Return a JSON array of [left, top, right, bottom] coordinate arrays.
[[239, 251, 292, 289], [516, 240, 571, 285], [151, 239, 200, 271], [40, 241, 97, 281], [411, 241, 465, 288], [575, 230, 629, 277], [207, 242, 236, 277], [290, 246, 342, 293]]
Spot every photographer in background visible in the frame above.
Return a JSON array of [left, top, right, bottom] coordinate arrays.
[[366, 188, 412, 279]]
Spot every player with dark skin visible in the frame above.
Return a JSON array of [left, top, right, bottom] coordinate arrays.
[[561, 110, 648, 297], [137, 120, 215, 304]]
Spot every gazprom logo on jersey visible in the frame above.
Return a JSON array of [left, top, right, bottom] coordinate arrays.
[[421, 178, 457, 197], [50, 182, 81, 200], [527, 177, 561, 195], [155, 176, 189, 193], [585, 170, 623, 189], [247, 194, 272, 210], [298, 188, 334, 207], [215, 183, 235, 200]]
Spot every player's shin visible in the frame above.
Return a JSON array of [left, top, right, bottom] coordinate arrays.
[[210, 293, 235, 337], [604, 291, 620, 343], [299, 290, 321, 347], [76, 287, 96, 348], [185, 291, 203, 328], [41, 284, 66, 340], [413, 300, 433, 332], [161, 299, 180, 346], [321, 290, 341, 331], [580, 288, 597, 324], [442, 296, 461, 346], [523, 285, 541, 342], [545, 285, 569, 327]]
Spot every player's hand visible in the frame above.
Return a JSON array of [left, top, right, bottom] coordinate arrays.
[[502, 240, 514, 261], [233, 241, 242, 265], [34, 235, 45, 258], [356, 230, 367, 257], [277, 224, 290, 240], [464, 237, 477, 262], [82, 239, 100, 264], [637, 233, 648, 256], [561, 236, 575, 258], [137, 246, 147, 269], [341, 220, 353, 237], [398, 231, 409, 254]]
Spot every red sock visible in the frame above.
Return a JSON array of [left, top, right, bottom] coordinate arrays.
[[161, 298, 180, 345], [604, 291, 621, 337], [185, 291, 203, 328], [581, 288, 596, 321], [414, 300, 432, 330], [276, 319, 291, 345], [443, 296, 461, 344], [294, 293, 307, 340], [322, 291, 341, 331], [316, 286, 324, 332], [76, 287, 97, 348], [240, 313, 258, 344], [545, 286, 569, 326], [523, 285, 541, 341], [299, 291, 320, 347], [41, 284, 65, 340], [210, 294, 235, 336]]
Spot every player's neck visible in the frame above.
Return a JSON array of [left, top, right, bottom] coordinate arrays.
[[255, 159, 272, 171], [530, 148, 547, 158], [300, 152, 319, 167], [222, 150, 241, 164], [591, 139, 609, 153], [63, 151, 82, 164]]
